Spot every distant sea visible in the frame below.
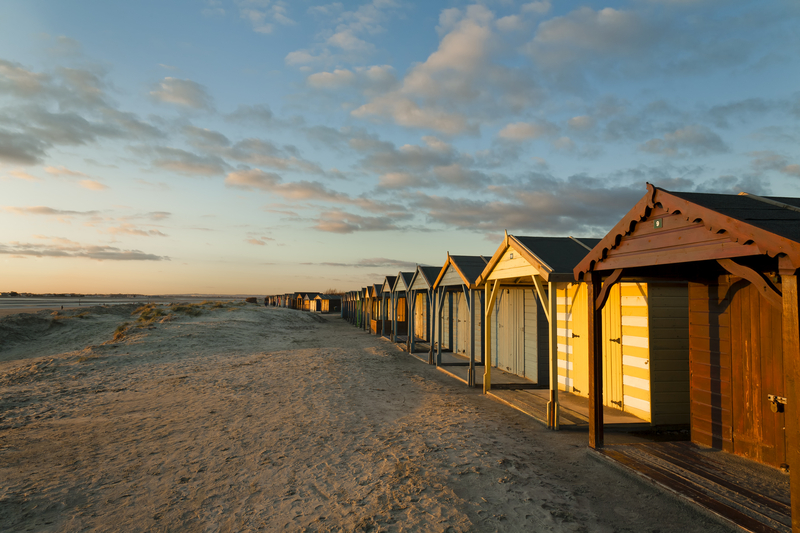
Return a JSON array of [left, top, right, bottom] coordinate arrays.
[[0, 296, 235, 311]]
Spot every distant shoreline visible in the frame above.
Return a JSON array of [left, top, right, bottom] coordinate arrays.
[[0, 296, 240, 318]]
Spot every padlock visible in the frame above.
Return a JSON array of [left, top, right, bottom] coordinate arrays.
[[771, 401, 778, 413]]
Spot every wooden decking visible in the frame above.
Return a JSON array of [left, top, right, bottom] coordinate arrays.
[[594, 442, 792, 533]]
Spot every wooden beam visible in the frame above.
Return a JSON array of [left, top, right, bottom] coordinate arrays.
[[484, 280, 501, 393], [779, 267, 800, 532], [718, 258, 782, 309], [548, 281, 559, 430], [595, 268, 624, 311], [469, 288, 476, 388], [587, 272, 604, 449], [533, 275, 549, 322]]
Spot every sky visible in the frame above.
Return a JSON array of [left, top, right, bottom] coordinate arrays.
[[0, 0, 798, 295]]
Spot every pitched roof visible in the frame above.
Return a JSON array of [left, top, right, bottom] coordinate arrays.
[[433, 254, 490, 289], [574, 184, 800, 278], [392, 271, 415, 292], [409, 265, 441, 290]]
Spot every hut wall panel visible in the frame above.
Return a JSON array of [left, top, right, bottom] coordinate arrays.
[[558, 283, 589, 395], [689, 280, 734, 453], [621, 283, 651, 420], [473, 291, 483, 363], [523, 289, 537, 381], [487, 247, 540, 281], [440, 266, 463, 287], [649, 282, 690, 426]]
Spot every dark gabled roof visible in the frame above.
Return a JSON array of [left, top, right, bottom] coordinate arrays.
[[669, 191, 800, 243], [315, 294, 342, 300], [392, 271, 414, 292], [410, 265, 442, 290], [433, 254, 490, 289], [575, 184, 800, 277], [381, 275, 397, 293], [478, 233, 600, 285], [513, 236, 601, 275]]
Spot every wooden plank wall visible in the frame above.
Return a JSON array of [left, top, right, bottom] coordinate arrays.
[[619, 283, 651, 421], [557, 283, 588, 395], [414, 293, 428, 341], [649, 283, 691, 426], [727, 277, 786, 467], [689, 279, 734, 453]]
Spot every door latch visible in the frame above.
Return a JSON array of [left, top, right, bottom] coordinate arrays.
[[572, 332, 580, 338], [610, 337, 621, 344], [768, 394, 787, 413]]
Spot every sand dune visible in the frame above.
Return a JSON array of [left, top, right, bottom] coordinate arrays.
[[0, 304, 735, 532]]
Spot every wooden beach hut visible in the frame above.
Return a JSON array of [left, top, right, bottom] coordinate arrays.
[[378, 276, 397, 338], [431, 254, 489, 387], [314, 294, 342, 314], [360, 288, 369, 329], [302, 292, 319, 311], [389, 272, 414, 343], [368, 284, 383, 335], [406, 265, 442, 356], [574, 184, 800, 529]]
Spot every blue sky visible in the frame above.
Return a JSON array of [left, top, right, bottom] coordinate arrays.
[[1, 0, 798, 294]]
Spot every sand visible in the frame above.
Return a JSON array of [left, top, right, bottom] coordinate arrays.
[[0, 303, 736, 532]]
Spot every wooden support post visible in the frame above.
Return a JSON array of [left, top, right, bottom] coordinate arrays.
[[780, 268, 800, 532], [428, 289, 435, 365], [484, 280, 501, 394], [547, 281, 559, 430], [469, 288, 476, 387], [409, 289, 415, 353], [587, 272, 604, 449], [391, 292, 397, 342], [381, 293, 386, 338], [437, 288, 445, 366]]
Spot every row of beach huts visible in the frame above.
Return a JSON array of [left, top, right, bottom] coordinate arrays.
[[265, 184, 799, 531]]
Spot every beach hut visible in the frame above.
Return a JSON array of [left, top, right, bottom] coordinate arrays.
[[368, 284, 383, 334], [360, 288, 368, 329], [431, 254, 489, 387], [574, 184, 800, 528], [379, 276, 397, 338], [406, 265, 442, 357], [389, 272, 414, 343], [314, 294, 342, 314]]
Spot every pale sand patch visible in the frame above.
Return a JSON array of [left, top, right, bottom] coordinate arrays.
[[0, 306, 81, 318], [0, 304, 736, 532]]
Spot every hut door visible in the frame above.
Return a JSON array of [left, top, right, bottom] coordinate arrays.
[[524, 289, 539, 383], [729, 278, 787, 467], [513, 289, 525, 376], [456, 293, 469, 354], [497, 290, 509, 369], [415, 293, 427, 341], [602, 284, 624, 410]]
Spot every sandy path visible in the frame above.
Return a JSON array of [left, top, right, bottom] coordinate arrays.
[[0, 305, 735, 532]]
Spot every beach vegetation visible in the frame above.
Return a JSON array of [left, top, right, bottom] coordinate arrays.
[[112, 322, 130, 342]]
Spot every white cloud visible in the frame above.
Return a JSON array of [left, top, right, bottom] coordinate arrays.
[[498, 121, 557, 141], [79, 179, 108, 190], [307, 69, 357, 89], [640, 125, 727, 156], [224, 168, 282, 190], [150, 77, 214, 110], [521, 2, 551, 15], [527, 7, 652, 68], [568, 115, 594, 130]]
